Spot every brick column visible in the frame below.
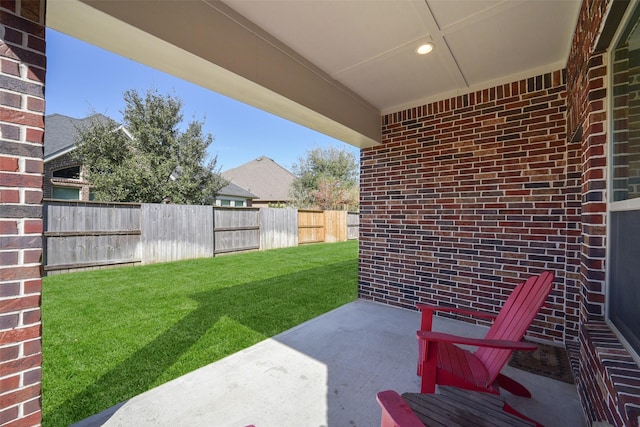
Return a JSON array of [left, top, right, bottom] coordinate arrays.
[[566, 1, 640, 426], [566, 0, 610, 325], [0, 1, 45, 426]]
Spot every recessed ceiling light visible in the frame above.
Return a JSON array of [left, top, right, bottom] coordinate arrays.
[[416, 43, 434, 55]]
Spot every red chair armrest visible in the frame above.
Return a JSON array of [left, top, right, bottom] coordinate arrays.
[[416, 303, 498, 331], [416, 304, 498, 320], [416, 330, 538, 351], [376, 390, 425, 427]]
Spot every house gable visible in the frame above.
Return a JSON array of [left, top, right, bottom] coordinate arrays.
[[44, 113, 129, 201], [222, 156, 295, 205]]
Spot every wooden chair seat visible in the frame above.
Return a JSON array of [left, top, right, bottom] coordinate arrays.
[[376, 387, 540, 427], [435, 341, 491, 392]]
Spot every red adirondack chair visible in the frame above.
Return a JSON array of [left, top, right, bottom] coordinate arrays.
[[416, 271, 555, 397]]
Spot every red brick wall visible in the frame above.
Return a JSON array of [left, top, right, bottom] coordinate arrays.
[[566, 0, 611, 141], [579, 322, 640, 426], [565, 0, 610, 325], [566, 0, 640, 426], [578, 51, 608, 324], [0, 1, 45, 426], [359, 69, 579, 343], [43, 153, 91, 200]]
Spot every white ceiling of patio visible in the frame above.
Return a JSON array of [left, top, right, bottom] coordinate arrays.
[[222, 0, 582, 114]]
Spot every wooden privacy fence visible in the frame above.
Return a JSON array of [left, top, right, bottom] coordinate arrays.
[[298, 210, 325, 244], [214, 207, 260, 254], [261, 207, 298, 250], [43, 200, 359, 274], [142, 204, 214, 263], [347, 212, 359, 240], [44, 201, 142, 273]]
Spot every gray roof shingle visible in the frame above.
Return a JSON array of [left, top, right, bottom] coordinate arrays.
[[222, 156, 295, 202], [217, 181, 257, 199], [44, 113, 111, 160]]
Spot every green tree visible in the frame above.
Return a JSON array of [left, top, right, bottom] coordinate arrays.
[[289, 146, 359, 210], [73, 88, 227, 204]]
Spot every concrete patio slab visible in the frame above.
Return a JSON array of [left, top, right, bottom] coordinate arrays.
[[72, 300, 585, 427]]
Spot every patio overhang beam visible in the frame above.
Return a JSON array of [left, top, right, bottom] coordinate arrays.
[[46, 0, 381, 149]]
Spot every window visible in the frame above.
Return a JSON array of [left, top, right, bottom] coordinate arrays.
[[608, 2, 640, 362], [52, 186, 80, 200], [53, 165, 81, 180], [216, 198, 246, 207]]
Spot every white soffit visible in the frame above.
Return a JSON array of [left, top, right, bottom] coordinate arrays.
[[46, 0, 382, 148]]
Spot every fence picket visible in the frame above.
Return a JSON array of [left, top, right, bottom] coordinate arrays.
[[347, 212, 359, 240], [260, 207, 298, 249]]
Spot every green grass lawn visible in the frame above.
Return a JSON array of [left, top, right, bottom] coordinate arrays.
[[42, 240, 358, 427]]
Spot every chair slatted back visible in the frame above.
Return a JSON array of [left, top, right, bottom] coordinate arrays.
[[475, 271, 555, 385]]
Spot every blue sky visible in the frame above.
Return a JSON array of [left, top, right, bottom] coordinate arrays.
[[45, 29, 360, 171]]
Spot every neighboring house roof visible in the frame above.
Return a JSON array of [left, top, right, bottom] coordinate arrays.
[[44, 113, 113, 161], [222, 156, 295, 201], [217, 182, 257, 199]]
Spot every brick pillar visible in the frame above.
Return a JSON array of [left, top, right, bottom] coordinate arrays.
[[566, 0, 610, 326], [0, 1, 45, 426]]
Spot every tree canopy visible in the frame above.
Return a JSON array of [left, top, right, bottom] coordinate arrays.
[[289, 146, 359, 211], [73, 88, 226, 204]]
